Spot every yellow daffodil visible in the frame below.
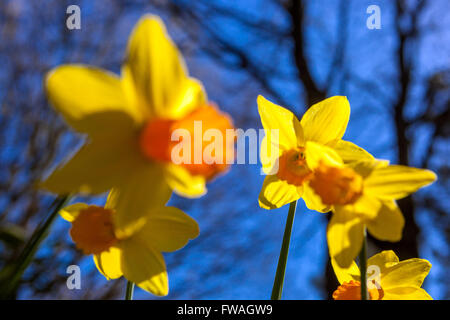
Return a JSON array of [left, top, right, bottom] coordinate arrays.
[[304, 141, 436, 267], [332, 250, 432, 300], [41, 15, 234, 234], [60, 192, 199, 296], [257, 95, 372, 210]]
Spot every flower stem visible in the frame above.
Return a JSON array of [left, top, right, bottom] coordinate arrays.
[[0, 195, 70, 298], [271, 200, 297, 300], [125, 281, 135, 300], [359, 228, 368, 300]]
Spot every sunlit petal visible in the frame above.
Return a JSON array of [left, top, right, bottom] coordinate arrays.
[[302, 183, 330, 213], [60, 203, 88, 222], [301, 96, 350, 144], [110, 164, 172, 238], [383, 287, 432, 300], [327, 207, 364, 268], [366, 201, 404, 242], [41, 137, 141, 195], [381, 258, 432, 290], [121, 238, 168, 296], [164, 164, 206, 198], [258, 175, 302, 209], [46, 65, 141, 135], [364, 165, 436, 200], [257, 95, 301, 151], [331, 258, 360, 284], [93, 245, 123, 280], [304, 141, 343, 170], [367, 250, 399, 274], [124, 15, 205, 119], [333, 140, 374, 163], [136, 206, 199, 252]]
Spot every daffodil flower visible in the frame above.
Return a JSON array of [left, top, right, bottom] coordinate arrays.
[[41, 15, 234, 234], [331, 250, 432, 300], [304, 141, 436, 267], [60, 192, 199, 296], [257, 95, 372, 210]]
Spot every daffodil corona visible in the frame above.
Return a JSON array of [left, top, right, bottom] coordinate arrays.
[[304, 141, 436, 267], [332, 250, 433, 300], [41, 15, 234, 234], [257, 95, 372, 210], [60, 192, 199, 296]]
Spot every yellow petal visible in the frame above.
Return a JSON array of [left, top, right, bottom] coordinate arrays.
[[93, 245, 123, 280], [110, 164, 172, 238], [164, 164, 206, 198], [40, 137, 141, 195], [121, 238, 168, 296], [163, 78, 207, 119], [364, 165, 437, 200], [257, 95, 301, 151], [60, 203, 88, 222], [383, 287, 432, 300], [124, 15, 206, 120], [136, 207, 199, 252], [301, 96, 350, 144], [258, 175, 302, 210], [349, 159, 387, 179], [332, 140, 374, 163], [367, 250, 399, 275], [260, 134, 281, 175], [327, 207, 364, 268], [304, 141, 343, 170], [381, 258, 432, 290], [349, 194, 382, 220], [46, 65, 141, 134], [302, 183, 330, 213], [331, 258, 360, 284], [366, 201, 404, 242]]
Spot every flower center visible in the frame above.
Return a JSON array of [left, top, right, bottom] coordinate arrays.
[[139, 104, 234, 180], [276, 148, 313, 186], [309, 162, 363, 205], [332, 280, 384, 300], [139, 118, 175, 163], [70, 206, 118, 255]]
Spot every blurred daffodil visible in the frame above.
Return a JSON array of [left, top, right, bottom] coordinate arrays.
[[304, 141, 436, 267], [332, 250, 432, 300], [257, 95, 372, 210], [41, 15, 234, 233], [60, 192, 199, 296]]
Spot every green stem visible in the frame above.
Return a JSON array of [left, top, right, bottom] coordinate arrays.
[[0, 195, 70, 298], [125, 281, 135, 300], [271, 200, 297, 300], [359, 228, 368, 300]]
